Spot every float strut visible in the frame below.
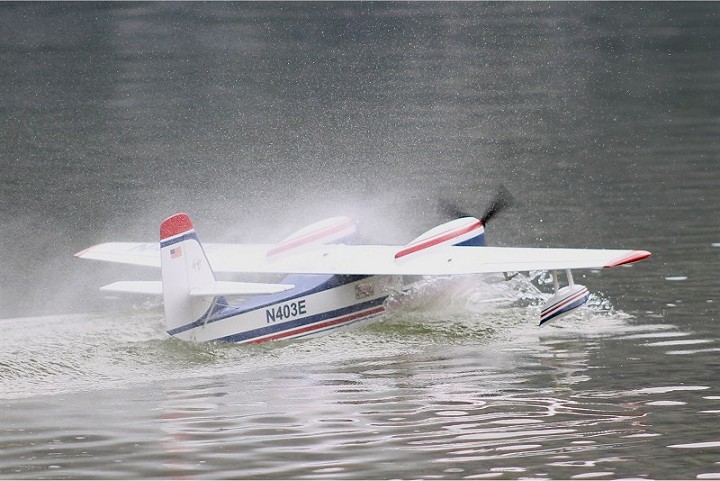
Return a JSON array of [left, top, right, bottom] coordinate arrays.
[[566, 269, 575, 287]]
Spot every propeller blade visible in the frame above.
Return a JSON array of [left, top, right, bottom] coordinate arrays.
[[438, 198, 472, 219], [438, 184, 514, 225], [480, 184, 514, 225]]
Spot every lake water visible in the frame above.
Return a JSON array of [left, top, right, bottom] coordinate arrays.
[[1, 3, 718, 479]]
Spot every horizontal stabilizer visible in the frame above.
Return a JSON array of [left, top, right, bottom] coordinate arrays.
[[189, 281, 294, 297], [100, 280, 294, 296], [101, 281, 163, 295]]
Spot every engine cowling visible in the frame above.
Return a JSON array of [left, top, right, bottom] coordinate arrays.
[[395, 217, 485, 260], [266, 216, 357, 260]]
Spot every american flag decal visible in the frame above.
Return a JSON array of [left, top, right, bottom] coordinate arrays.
[[170, 247, 183, 259]]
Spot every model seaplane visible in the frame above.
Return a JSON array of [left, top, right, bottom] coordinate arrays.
[[75, 189, 650, 344]]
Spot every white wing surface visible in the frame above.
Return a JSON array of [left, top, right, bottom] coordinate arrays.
[[76, 242, 160, 268], [76, 242, 650, 275]]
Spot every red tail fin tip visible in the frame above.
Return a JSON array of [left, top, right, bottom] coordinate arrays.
[[161, 213, 194, 240]]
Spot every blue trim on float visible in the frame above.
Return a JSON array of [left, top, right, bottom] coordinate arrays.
[[539, 296, 587, 325], [539, 290, 589, 326]]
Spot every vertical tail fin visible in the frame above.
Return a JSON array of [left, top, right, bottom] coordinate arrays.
[[160, 213, 216, 333]]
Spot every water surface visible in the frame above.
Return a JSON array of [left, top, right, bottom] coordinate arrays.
[[1, 3, 718, 479]]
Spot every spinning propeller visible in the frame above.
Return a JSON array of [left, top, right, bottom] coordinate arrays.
[[439, 184, 515, 225], [439, 185, 595, 325]]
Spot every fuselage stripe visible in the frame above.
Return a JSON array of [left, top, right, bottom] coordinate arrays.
[[242, 305, 385, 344], [168, 294, 387, 341]]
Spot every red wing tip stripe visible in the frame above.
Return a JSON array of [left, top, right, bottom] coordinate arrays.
[[604, 250, 652, 268], [161, 213, 194, 240]]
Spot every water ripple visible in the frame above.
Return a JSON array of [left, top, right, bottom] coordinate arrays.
[[1, 300, 718, 479]]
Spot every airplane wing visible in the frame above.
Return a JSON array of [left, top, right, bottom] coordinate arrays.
[[76, 242, 161, 268], [76, 242, 650, 275]]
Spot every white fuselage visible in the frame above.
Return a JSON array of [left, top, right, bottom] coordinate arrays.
[[168, 274, 404, 344]]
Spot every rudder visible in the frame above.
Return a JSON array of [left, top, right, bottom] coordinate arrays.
[[160, 213, 216, 333]]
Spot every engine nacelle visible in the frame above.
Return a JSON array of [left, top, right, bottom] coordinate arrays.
[[395, 217, 485, 260], [266, 216, 357, 260]]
